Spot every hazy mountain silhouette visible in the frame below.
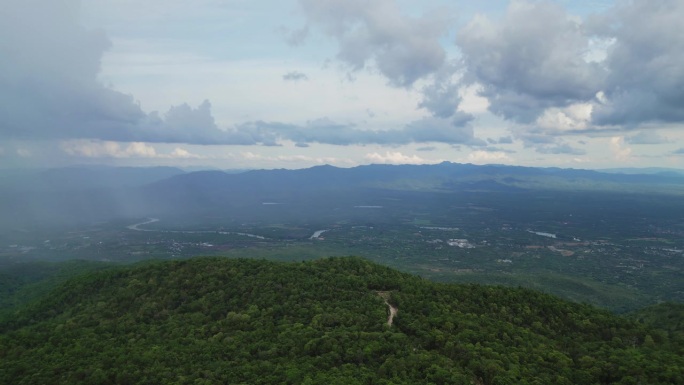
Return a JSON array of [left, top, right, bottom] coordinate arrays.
[[1, 162, 682, 228]]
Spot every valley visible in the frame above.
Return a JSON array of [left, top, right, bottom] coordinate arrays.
[[2, 163, 684, 384], [2, 165, 683, 312]]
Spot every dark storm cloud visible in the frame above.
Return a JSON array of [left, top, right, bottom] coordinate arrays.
[[11, 0, 681, 153], [419, 80, 462, 119], [135, 101, 272, 145], [453, 0, 684, 130], [0, 0, 145, 140], [0, 0, 261, 146], [588, 0, 684, 126], [3, 0, 478, 148], [625, 131, 669, 145], [456, 0, 605, 123]]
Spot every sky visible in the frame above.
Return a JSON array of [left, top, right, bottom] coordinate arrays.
[[1, 0, 684, 170]]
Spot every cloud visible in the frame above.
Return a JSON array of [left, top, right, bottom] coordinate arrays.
[[402, 115, 477, 144], [283, 71, 309, 82], [283, 26, 310, 46], [458, 84, 491, 114], [517, 133, 557, 146], [122, 142, 157, 158], [235, 115, 478, 146], [418, 78, 463, 119], [11, 0, 682, 167], [16, 148, 32, 158], [536, 143, 586, 155], [298, 0, 451, 87], [450, 0, 684, 131], [673, 148, 684, 155], [416, 146, 436, 152], [534, 103, 593, 132], [609, 136, 632, 161], [61, 140, 156, 158], [60, 140, 203, 159], [481, 147, 516, 154], [296, 1, 472, 124], [516, 131, 586, 155], [364, 151, 439, 165], [497, 136, 513, 144], [0, 0, 251, 147], [0, 0, 476, 149], [467, 150, 511, 164], [240, 151, 349, 165], [169, 147, 203, 159], [135, 101, 266, 145], [487, 136, 514, 145], [625, 131, 669, 145], [588, 0, 684, 126], [456, 0, 605, 123], [0, 0, 145, 141]]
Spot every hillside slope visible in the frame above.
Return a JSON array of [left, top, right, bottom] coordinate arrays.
[[1, 257, 682, 384]]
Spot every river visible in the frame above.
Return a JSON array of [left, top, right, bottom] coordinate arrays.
[[126, 218, 266, 239], [310, 230, 329, 240]]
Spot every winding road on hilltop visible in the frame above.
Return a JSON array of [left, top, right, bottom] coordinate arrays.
[[128, 219, 400, 326], [377, 291, 398, 327]]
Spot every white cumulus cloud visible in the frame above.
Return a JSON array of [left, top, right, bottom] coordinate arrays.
[[467, 150, 511, 164], [364, 151, 439, 165], [609, 136, 632, 161], [60, 140, 203, 159]]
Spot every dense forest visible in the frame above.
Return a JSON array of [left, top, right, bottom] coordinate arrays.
[[1, 257, 683, 384]]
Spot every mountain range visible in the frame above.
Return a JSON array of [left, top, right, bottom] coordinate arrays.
[[1, 162, 683, 229]]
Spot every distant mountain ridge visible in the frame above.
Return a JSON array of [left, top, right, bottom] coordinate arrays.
[[150, 161, 684, 194], [1, 162, 683, 228], [600, 167, 684, 177]]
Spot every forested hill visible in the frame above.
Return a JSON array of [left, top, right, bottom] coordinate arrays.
[[1, 257, 682, 384]]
